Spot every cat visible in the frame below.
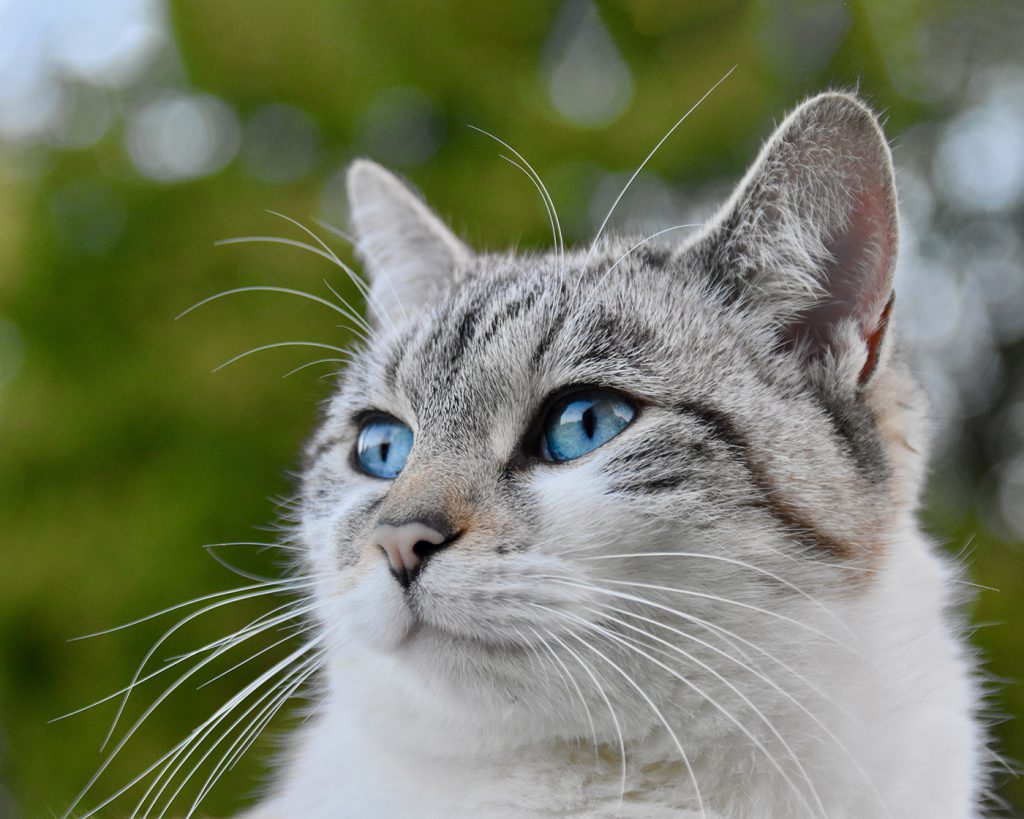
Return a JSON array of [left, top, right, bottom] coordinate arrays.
[[74, 91, 988, 818], [234, 90, 989, 818]]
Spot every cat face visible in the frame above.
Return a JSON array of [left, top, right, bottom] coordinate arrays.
[[296, 92, 915, 744]]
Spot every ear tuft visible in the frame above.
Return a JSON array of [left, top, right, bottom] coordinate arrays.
[[346, 159, 471, 326], [696, 92, 898, 387]]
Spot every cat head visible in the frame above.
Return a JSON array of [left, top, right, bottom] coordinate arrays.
[[297, 92, 919, 749]]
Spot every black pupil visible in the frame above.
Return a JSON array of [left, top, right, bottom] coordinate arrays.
[[379, 440, 390, 462], [581, 404, 596, 439]]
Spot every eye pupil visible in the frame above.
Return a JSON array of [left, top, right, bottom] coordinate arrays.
[[379, 441, 390, 461], [582, 406, 596, 439]]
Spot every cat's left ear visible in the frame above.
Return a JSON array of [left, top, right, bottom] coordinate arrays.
[[695, 92, 897, 388], [347, 159, 472, 326]]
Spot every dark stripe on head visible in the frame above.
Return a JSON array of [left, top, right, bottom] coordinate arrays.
[[306, 435, 341, 469], [478, 285, 541, 350], [532, 305, 569, 366], [670, 400, 859, 560], [818, 396, 888, 480]]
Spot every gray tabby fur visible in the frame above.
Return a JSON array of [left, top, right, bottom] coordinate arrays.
[[248, 92, 986, 818]]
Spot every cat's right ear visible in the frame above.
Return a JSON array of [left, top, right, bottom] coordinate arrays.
[[346, 159, 471, 326]]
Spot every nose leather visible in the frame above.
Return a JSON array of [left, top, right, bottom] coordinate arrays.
[[374, 522, 449, 587]]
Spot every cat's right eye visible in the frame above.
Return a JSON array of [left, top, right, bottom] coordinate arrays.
[[354, 416, 414, 479]]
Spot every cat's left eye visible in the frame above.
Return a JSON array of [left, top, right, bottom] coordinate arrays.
[[540, 389, 637, 463], [355, 416, 414, 479]]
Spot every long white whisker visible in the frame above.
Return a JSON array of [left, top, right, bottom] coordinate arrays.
[[576, 551, 859, 642], [548, 576, 866, 660], [214, 235, 336, 263], [218, 218, 391, 334], [53, 584, 313, 726], [100, 591, 312, 751], [468, 125, 564, 272], [137, 648, 310, 817], [581, 606, 828, 819], [281, 357, 350, 379], [186, 649, 324, 816], [209, 235, 378, 337], [62, 617, 319, 819], [55, 605, 305, 729], [65, 579, 300, 643], [579, 223, 701, 307], [499, 154, 561, 270], [213, 341, 354, 373], [144, 639, 322, 818], [586, 66, 736, 267], [175, 285, 365, 331], [527, 625, 601, 765], [307, 218, 401, 331], [541, 627, 628, 815], [197, 630, 303, 690], [541, 576, 849, 715], [602, 602, 891, 817], [542, 609, 706, 819]]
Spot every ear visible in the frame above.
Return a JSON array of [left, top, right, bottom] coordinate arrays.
[[696, 92, 898, 388], [346, 159, 472, 326]]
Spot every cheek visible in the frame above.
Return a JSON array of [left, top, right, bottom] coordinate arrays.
[[530, 460, 639, 552], [301, 483, 385, 578]]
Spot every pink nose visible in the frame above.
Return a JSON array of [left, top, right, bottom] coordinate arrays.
[[375, 522, 450, 588]]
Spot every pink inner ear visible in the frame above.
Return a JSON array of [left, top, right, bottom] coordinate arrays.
[[783, 172, 897, 363], [847, 183, 896, 334]]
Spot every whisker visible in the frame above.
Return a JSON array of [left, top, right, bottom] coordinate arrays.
[[100, 590, 313, 751], [175, 285, 367, 334], [143, 638, 322, 818], [197, 630, 303, 690], [579, 606, 828, 818], [468, 125, 564, 272], [186, 649, 324, 816], [576, 551, 859, 642], [602, 602, 891, 817], [282, 357, 350, 379], [542, 575, 850, 713], [578, 222, 700, 309], [66, 578, 300, 643], [585, 66, 736, 268], [541, 627, 628, 814], [301, 216, 401, 332], [63, 620, 319, 819], [213, 341, 354, 373], [54, 583, 315, 725], [541, 609, 706, 819], [201, 544, 282, 584], [499, 154, 562, 273], [548, 576, 867, 660], [526, 625, 601, 765], [55, 603, 306, 729]]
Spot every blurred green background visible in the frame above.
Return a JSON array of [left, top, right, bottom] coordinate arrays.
[[1, 0, 1023, 815]]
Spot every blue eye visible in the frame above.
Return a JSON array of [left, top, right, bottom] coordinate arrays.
[[541, 390, 636, 463], [355, 416, 414, 479]]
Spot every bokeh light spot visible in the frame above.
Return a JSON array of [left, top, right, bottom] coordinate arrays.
[[544, 0, 633, 128], [358, 87, 444, 167], [242, 103, 321, 184], [126, 93, 241, 182]]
